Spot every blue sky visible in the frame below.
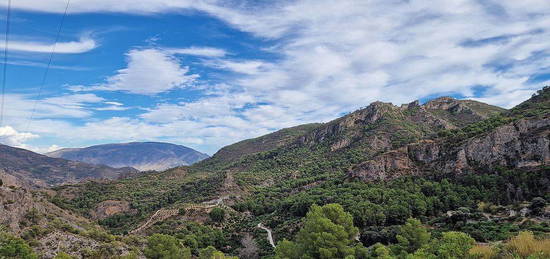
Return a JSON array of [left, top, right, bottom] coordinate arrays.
[[0, 0, 548, 154]]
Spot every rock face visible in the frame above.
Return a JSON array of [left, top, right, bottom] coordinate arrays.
[[90, 200, 137, 220], [349, 117, 550, 182], [0, 171, 88, 233], [348, 87, 550, 182], [296, 97, 504, 156], [47, 142, 209, 171], [0, 144, 138, 187]]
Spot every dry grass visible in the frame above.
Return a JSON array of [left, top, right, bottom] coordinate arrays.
[[505, 231, 550, 257], [469, 244, 497, 259]]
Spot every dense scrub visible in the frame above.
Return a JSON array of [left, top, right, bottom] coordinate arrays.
[[234, 168, 549, 245], [51, 171, 225, 234]]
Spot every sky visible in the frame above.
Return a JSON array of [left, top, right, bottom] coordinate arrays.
[[0, 0, 548, 155]]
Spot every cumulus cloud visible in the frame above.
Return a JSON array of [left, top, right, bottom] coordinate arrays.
[[73, 48, 198, 95], [10, 36, 97, 54], [0, 126, 38, 148]]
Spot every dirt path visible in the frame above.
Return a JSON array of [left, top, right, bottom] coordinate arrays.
[[257, 223, 275, 248], [221, 171, 242, 196], [130, 209, 179, 234], [130, 171, 242, 234]]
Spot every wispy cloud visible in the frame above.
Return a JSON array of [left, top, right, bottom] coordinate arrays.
[[2, 60, 90, 70], [166, 46, 227, 57], [10, 36, 97, 54]]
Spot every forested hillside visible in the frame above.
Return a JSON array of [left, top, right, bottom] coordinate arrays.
[[3, 87, 549, 258]]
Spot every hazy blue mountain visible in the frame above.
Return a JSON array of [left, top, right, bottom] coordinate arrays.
[[0, 144, 138, 187], [47, 142, 209, 171]]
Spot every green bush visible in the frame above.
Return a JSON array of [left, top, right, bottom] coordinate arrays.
[[0, 231, 38, 259], [209, 208, 225, 222], [144, 233, 191, 259]]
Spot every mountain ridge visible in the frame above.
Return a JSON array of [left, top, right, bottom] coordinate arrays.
[[47, 141, 209, 171], [0, 144, 138, 187]]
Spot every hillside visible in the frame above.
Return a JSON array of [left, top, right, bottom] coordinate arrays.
[[24, 87, 550, 258], [0, 144, 138, 187], [0, 172, 141, 258], [47, 142, 209, 171], [196, 123, 321, 170], [191, 96, 509, 188]]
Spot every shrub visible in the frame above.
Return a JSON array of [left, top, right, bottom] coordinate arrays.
[[209, 208, 225, 222], [0, 231, 38, 259], [54, 252, 75, 259], [144, 233, 191, 259]]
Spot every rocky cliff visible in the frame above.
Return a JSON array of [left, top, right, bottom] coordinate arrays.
[[349, 117, 549, 181], [349, 87, 550, 182]]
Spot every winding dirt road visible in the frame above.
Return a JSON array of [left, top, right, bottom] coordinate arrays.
[[257, 223, 275, 247]]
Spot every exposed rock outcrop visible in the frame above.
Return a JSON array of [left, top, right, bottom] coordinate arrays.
[[349, 116, 550, 182], [90, 200, 137, 220], [0, 171, 89, 233]]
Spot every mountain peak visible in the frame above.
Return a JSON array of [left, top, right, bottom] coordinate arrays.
[[423, 96, 460, 110], [47, 142, 209, 171]]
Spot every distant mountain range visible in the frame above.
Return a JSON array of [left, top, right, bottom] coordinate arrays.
[[0, 144, 137, 187], [46, 142, 209, 171]]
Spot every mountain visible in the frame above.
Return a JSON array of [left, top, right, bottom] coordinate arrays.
[[35, 87, 550, 258], [192, 96, 508, 186], [0, 144, 138, 187], [47, 142, 209, 171]]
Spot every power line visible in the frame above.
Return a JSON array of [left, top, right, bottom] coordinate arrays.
[[0, 0, 11, 127], [25, 0, 71, 132]]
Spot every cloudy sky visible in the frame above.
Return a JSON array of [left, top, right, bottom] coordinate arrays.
[[0, 0, 548, 154]]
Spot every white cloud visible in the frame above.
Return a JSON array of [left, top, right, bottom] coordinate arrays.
[[73, 49, 198, 95], [3, 0, 201, 14], [95, 105, 128, 111], [10, 36, 97, 54], [104, 101, 123, 106], [0, 93, 104, 121], [166, 47, 227, 57], [472, 88, 539, 108], [207, 60, 269, 75], [0, 126, 38, 148], [197, 0, 549, 110], [44, 144, 63, 153], [95, 101, 128, 111]]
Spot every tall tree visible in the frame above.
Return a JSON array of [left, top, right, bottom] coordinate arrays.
[[144, 234, 191, 259], [395, 218, 431, 253], [276, 203, 363, 259]]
